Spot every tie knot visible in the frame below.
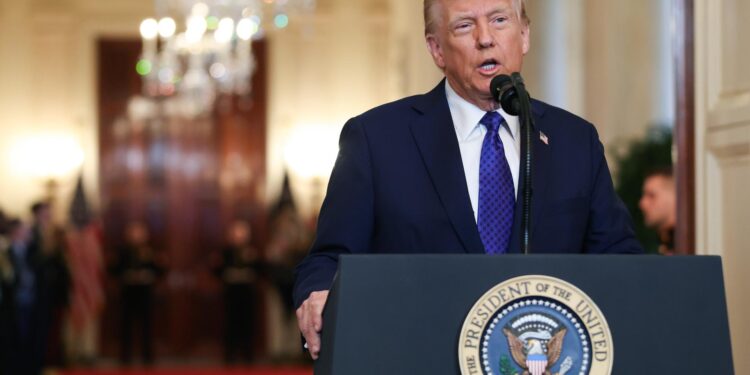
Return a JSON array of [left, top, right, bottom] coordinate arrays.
[[480, 111, 504, 134]]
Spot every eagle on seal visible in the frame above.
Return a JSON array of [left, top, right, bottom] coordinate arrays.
[[503, 327, 567, 375]]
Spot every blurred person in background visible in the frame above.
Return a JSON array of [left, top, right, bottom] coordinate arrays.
[[0, 209, 7, 241], [266, 186, 309, 320], [113, 221, 164, 365], [639, 167, 676, 255], [0, 218, 20, 374], [215, 220, 261, 364], [265, 174, 311, 361], [28, 201, 71, 370], [63, 177, 105, 366], [6, 218, 35, 374]]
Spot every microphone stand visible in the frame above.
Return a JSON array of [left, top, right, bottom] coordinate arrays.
[[510, 73, 534, 254]]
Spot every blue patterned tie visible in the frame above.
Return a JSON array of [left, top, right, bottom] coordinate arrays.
[[478, 111, 515, 254]]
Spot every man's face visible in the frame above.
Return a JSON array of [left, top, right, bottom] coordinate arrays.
[[36, 207, 51, 225], [126, 222, 149, 245], [229, 221, 251, 245], [426, 0, 530, 110], [639, 176, 676, 229]]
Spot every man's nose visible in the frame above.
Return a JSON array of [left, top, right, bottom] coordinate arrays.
[[476, 22, 495, 48]]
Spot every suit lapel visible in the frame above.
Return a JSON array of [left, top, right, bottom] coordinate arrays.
[[508, 100, 550, 253], [410, 81, 485, 254]]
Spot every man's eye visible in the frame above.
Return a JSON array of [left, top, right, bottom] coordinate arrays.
[[493, 17, 508, 24], [455, 22, 471, 30]]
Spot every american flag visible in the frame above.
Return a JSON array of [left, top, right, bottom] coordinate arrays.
[[539, 131, 549, 145], [526, 353, 548, 375], [66, 176, 105, 333]]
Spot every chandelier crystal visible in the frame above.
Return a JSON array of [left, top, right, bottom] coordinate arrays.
[[137, 0, 314, 118]]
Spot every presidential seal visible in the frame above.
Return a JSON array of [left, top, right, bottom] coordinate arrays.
[[458, 275, 613, 375]]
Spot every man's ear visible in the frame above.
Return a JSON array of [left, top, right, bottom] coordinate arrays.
[[521, 24, 530, 55], [426, 34, 446, 70]]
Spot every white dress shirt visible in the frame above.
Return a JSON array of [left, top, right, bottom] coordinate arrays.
[[445, 80, 521, 222]]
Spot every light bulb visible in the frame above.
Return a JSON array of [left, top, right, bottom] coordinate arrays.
[[186, 15, 208, 43], [187, 15, 208, 35], [191, 2, 210, 17], [218, 17, 235, 32], [140, 18, 159, 40], [214, 17, 235, 43], [236, 18, 259, 41], [158, 17, 176, 38]]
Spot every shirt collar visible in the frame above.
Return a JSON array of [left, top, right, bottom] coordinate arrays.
[[445, 80, 519, 141]]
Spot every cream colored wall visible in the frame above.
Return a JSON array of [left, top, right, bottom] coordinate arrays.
[[523, 0, 585, 116], [493, 0, 671, 170], [0, 0, 152, 220], [582, 0, 674, 159], [267, 1, 391, 216], [265, 0, 442, 217], [583, 0, 660, 147], [695, 0, 750, 371], [0, 0, 45, 217]]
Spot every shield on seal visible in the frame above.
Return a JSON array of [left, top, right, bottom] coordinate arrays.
[[526, 353, 548, 375]]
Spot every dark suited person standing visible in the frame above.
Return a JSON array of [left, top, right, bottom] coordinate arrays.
[[0, 243, 15, 375], [0, 219, 21, 374], [294, 0, 643, 359], [27, 202, 70, 370], [5, 219, 35, 374], [113, 221, 164, 365], [214, 220, 261, 364]]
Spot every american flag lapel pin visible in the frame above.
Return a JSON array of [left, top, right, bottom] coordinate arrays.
[[539, 131, 549, 145]]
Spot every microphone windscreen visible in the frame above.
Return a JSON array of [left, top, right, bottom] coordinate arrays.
[[491, 74, 521, 115], [490, 75, 513, 102]]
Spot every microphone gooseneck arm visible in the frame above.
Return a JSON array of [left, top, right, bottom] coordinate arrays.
[[490, 74, 534, 254], [513, 73, 533, 255]]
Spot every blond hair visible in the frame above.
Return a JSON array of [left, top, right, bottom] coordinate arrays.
[[424, 0, 529, 34]]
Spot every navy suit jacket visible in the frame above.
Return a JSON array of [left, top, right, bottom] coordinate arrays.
[[294, 80, 643, 308]]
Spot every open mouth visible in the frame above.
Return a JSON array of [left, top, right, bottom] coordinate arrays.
[[478, 59, 499, 74]]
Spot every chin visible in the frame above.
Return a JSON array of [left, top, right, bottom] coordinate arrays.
[[474, 81, 492, 95]]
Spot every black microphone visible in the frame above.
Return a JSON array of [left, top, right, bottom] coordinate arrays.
[[490, 74, 520, 115], [490, 72, 534, 255]]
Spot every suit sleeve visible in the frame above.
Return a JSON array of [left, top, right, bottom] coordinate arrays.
[[293, 117, 375, 308], [584, 126, 645, 254]]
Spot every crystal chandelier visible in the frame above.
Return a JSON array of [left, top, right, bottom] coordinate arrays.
[[137, 0, 314, 118]]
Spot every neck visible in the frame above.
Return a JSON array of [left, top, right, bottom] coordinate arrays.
[[476, 99, 501, 112], [446, 78, 499, 112], [658, 225, 674, 241], [659, 216, 676, 234]]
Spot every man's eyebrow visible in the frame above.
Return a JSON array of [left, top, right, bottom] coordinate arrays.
[[448, 12, 476, 25], [486, 6, 513, 18], [449, 6, 513, 24]]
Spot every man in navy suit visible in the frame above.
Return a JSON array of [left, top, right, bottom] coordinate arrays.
[[295, 0, 643, 359]]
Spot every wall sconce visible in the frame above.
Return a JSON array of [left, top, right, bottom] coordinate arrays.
[[283, 124, 340, 218], [9, 134, 85, 200], [283, 125, 339, 180]]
